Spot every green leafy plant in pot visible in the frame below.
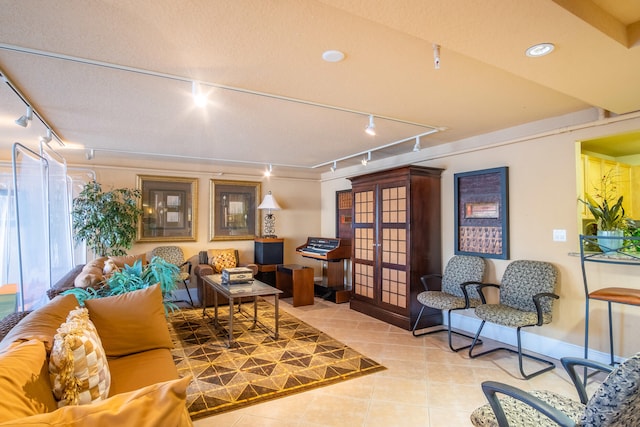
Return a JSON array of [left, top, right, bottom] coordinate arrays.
[[72, 180, 143, 256], [62, 256, 181, 313], [578, 171, 632, 252]]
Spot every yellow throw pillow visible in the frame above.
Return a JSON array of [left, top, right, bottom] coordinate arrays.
[[0, 294, 79, 354], [0, 340, 57, 423], [0, 376, 193, 427], [49, 307, 111, 407], [84, 284, 173, 357], [209, 249, 237, 273]]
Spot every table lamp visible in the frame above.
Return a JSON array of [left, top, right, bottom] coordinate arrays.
[[257, 191, 282, 238]]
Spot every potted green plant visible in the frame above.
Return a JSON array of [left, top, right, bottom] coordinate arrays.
[[71, 180, 143, 256], [62, 256, 181, 313], [579, 171, 632, 252]]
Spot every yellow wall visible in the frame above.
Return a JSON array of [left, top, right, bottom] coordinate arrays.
[[320, 112, 640, 359]]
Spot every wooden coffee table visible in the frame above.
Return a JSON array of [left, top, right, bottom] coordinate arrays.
[[201, 274, 283, 347]]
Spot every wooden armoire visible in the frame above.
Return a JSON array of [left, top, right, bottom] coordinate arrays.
[[348, 165, 443, 330]]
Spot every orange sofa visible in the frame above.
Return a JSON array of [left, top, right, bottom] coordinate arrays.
[[0, 284, 192, 426]]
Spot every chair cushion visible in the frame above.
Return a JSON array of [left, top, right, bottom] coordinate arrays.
[[470, 390, 585, 427], [0, 340, 57, 422], [441, 255, 485, 298], [581, 353, 640, 427], [150, 246, 185, 266], [417, 291, 481, 310], [0, 294, 79, 354], [0, 376, 193, 427], [475, 303, 552, 327], [108, 253, 146, 268], [208, 249, 238, 273], [499, 260, 557, 313]]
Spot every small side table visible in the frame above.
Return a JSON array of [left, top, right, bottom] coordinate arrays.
[[255, 238, 284, 287], [276, 264, 314, 307]]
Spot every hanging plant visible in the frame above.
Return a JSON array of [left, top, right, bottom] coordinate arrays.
[[71, 180, 143, 256]]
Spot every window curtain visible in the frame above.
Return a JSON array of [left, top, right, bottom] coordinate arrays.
[[0, 166, 20, 292], [41, 146, 74, 287], [13, 144, 49, 311]]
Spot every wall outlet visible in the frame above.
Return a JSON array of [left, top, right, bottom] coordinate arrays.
[[553, 229, 567, 242]]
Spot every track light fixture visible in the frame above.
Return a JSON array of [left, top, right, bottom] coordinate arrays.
[[365, 115, 376, 136], [86, 149, 95, 160], [330, 161, 337, 172], [433, 44, 441, 70], [264, 164, 273, 177], [413, 136, 421, 152], [192, 81, 207, 107], [361, 152, 371, 166], [40, 129, 53, 145], [15, 106, 33, 127]]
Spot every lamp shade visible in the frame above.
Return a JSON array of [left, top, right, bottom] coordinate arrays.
[[258, 192, 281, 211]]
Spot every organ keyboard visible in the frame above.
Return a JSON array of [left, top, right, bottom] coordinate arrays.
[[296, 237, 351, 261]]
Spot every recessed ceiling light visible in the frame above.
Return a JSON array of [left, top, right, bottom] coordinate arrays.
[[525, 43, 555, 57], [322, 50, 345, 62]]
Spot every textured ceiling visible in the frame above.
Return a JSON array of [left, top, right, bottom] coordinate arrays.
[[0, 0, 639, 178]]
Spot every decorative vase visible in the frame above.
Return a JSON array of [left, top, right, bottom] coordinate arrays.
[[597, 229, 624, 253]]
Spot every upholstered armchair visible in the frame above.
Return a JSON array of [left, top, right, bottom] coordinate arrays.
[[470, 352, 640, 426], [412, 255, 486, 351], [149, 246, 194, 306], [468, 260, 559, 379], [193, 248, 258, 307]]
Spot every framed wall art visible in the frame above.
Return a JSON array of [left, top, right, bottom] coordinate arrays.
[[454, 167, 509, 259], [136, 175, 198, 242], [209, 179, 261, 241]]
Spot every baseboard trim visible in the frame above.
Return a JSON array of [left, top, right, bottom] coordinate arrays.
[[449, 311, 624, 365]]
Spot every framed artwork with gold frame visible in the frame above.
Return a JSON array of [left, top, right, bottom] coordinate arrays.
[[136, 175, 198, 242], [209, 179, 261, 241]]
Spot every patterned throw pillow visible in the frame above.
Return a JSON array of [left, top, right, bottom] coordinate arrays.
[[209, 249, 237, 273], [49, 307, 111, 407]]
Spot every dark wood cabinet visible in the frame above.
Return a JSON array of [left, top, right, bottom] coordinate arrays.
[[348, 165, 443, 330]]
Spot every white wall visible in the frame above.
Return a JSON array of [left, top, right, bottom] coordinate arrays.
[[320, 109, 640, 362]]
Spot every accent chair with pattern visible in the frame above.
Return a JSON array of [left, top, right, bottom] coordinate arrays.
[[468, 260, 559, 379], [412, 255, 486, 351], [470, 352, 640, 427], [149, 246, 194, 306]]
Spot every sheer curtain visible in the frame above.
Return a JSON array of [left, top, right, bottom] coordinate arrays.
[[67, 168, 96, 265], [41, 145, 73, 286], [0, 166, 20, 291], [13, 144, 49, 311]]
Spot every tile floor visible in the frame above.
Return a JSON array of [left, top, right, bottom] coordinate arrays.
[[192, 296, 588, 427]]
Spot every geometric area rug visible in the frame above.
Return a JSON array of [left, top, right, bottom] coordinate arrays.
[[167, 301, 386, 420]]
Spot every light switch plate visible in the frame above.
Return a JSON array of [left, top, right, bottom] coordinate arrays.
[[553, 229, 567, 242]]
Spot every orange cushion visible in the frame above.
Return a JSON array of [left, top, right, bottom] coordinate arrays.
[[84, 284, 172, 357], [0, 376, 193, 426], [107, 253, 146, 268], [208, 249, 237, 273], [0, 340, 57, 423], [107, 348, 179, 396], [0, 294, 79, 354]]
